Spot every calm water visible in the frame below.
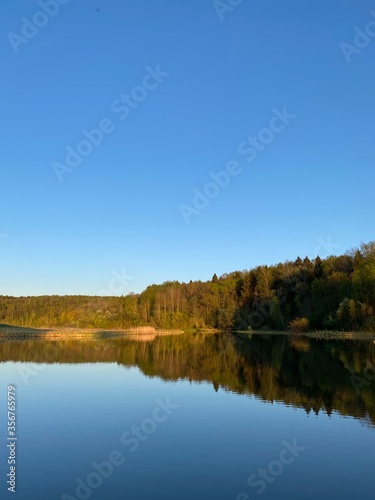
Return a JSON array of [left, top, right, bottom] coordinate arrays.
[[0, 332, 374, 499]]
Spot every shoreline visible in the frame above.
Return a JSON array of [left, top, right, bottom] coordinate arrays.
[[0, 325, 374, 341], [0, 325, 184, 341]]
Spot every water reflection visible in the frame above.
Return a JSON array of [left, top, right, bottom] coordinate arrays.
[[1, 332, 374, 427]]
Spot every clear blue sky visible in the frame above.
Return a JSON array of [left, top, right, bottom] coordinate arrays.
[[1, 0, 374, 296]]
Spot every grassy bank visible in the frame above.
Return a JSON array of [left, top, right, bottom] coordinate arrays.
[[0, 324, 184, 341]]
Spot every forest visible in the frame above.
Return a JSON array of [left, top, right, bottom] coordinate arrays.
[[1, 241, 374, 332]]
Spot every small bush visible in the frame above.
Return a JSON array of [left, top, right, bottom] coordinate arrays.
[[289, 317, 309, 333]]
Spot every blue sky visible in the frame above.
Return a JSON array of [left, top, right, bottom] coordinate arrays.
[[1, 0, 374, 296]]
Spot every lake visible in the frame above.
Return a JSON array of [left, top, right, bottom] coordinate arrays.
[[0, 332, 374, 499]]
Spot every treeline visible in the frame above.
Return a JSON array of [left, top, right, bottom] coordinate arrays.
[[1, 241, 375, 331]]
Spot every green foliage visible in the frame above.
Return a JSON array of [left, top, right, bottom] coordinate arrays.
[[288, 317, 309, 333], [362, 316, 375, 332], [1, 241, 374, 332]]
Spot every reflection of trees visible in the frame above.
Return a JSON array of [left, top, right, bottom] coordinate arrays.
[[1, 333, 374, 426]]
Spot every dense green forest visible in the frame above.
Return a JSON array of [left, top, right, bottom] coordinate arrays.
[[1, 241, 375, 331], [1, 333, 374, 426]]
